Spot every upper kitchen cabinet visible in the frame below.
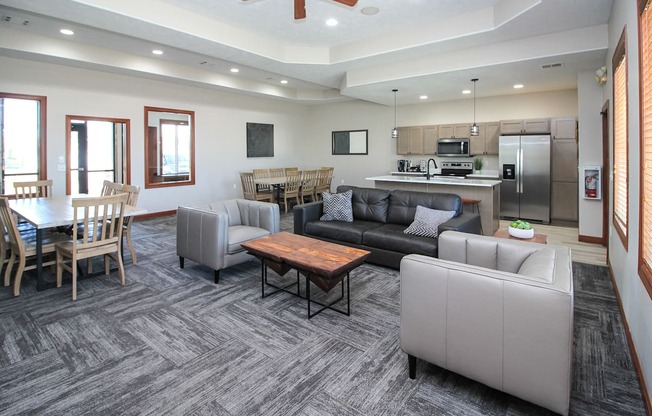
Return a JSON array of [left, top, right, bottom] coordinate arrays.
[[397, 126, 424, 155], [499, 118, 551, 134], [439, 123, 471, 138], [423, 125, 438, 155], [470, 122, 500, 155], [551, 117, 577, 140]]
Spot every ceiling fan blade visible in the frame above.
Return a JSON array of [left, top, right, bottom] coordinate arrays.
[[332, 0, 358, 6], [294, 0, 306, 19]]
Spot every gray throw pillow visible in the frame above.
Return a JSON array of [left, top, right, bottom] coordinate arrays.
[[404, 205, 456, 238], [320, 190, 354, 222]]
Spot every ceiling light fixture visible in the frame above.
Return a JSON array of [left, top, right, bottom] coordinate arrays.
[[462, 89, 471, 94], [361, 7, 379, 15], [326, 18, 338, 26], [470, 78, 479, 137], [60, 28, 74, 35], [152, 49, 163, 55], [420, 95, 428, 100], [280, 80, 288, 84], [513, 84, 524, 89], [230, 68, 240, 73], [392, 89, 399, 139]]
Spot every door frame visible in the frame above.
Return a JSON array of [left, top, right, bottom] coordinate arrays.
[[601, 100, 610, 254], [65, 115, 131, 194]]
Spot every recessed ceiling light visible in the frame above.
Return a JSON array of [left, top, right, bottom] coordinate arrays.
[[326, 18, 338, 26], [230, 68, 240, 73], [152, 49, 163, 55], [361, 7, 379, 15], [419, 95, 428, 100], [513, 84, 524, 89], [280, 80, 288, 84], [60, 28, 74, 35], [462, 89, 471, 94]]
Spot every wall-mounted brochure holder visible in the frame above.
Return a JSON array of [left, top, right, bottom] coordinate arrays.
[[583, 166, 601, 200]]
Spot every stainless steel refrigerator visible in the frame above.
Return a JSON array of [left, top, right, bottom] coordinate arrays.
[[499, 135, 551, 223]]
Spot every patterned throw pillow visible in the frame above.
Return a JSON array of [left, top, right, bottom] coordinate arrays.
[[404, 205, 456, 238], [320, 190, 354, 222]]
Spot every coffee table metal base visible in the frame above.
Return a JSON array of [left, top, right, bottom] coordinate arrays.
[[260, 262, 350, 319]]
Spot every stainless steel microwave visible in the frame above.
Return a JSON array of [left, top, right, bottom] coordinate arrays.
[[437, 138, 470, 157]]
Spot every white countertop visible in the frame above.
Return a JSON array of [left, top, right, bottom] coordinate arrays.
[[367, 175, 501, 187]]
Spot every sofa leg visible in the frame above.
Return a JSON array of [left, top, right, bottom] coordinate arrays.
[[214, 270, 220, 284], [408, 354, 417, 379], [179, 257, 184, 269]]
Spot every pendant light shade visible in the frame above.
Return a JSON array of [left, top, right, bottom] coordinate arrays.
[[392, 89, 399, 139], [471, 78, 479, 136]]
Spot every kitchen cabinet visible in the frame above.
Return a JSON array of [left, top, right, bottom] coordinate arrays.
[[551, 117, 577, 140], [499, 118, 550, 134], [423, 125, 438, 155], [397, 126, 424, 155], [551, 136, 578, 221], [439, 123, 471, 138], [470, 122, 500, 155], [551, 182, 579, 221], [552, 140, 578, 182]]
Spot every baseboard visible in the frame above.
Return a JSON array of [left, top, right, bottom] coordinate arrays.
[[578, 234, 605, 245], [607, 262, 652, 416], [134, 210, 176, 220]]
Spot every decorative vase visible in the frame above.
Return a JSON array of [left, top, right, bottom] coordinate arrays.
[[509, 226, 534, 239]]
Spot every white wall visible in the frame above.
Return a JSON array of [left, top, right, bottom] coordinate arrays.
[[578, 70, 606, 238], [608, 0, 652, 403]]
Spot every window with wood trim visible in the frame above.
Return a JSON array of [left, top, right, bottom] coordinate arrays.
[[638, 0, 652, 299], [613, 27, 629, 249]]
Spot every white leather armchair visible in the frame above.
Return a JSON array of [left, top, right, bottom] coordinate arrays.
[[400, 231, 573, 415], [177, 199, 280, 283]]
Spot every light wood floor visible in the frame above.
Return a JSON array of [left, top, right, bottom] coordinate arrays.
[[499, 220, 607, 266]]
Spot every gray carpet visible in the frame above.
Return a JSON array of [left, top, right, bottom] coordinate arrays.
[[0, 213, 647, 415]]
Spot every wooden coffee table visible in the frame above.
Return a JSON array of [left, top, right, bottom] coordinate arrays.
[[241, 232, 371, 319], [493, 228, 548, 244]]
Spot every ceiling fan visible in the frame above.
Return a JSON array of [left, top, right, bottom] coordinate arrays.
[[294, 0, 358, 20]]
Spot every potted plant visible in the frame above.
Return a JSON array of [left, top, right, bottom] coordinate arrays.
[[473, 157, 483, 173]]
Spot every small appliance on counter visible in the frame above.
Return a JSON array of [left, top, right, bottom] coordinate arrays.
[[397, 159, 410, 172], [420, 160, 427, 172]]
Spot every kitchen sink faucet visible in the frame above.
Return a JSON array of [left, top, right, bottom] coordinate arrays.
[[426, 158, 438, 180]]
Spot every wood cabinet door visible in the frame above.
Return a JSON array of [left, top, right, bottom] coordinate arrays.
[[454, 123, 471, 138], [470, 124, 486, 156], [409, 126, 424, 154], [499, 120, 524, 134], [552, 139, 578, 182], [552, 117, 577, 140], [397, 127, 410, 154], [484, 122, 500, 154], [423, 125, 438, 155], [523, 118, 551, 133], [551, 181, 578, 221], [438, 124, 454, 138]]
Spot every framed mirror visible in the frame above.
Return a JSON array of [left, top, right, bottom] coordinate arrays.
[[332, 130, 368, 155], [144, 106, 195, 188]]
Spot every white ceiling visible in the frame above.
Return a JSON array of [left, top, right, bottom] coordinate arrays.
[[0, 0, 613, 106]]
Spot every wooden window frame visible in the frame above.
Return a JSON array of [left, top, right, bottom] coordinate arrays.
[[638, 0, 652, 299], [613, 27, 629, 250]]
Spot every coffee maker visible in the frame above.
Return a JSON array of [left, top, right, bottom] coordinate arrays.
[[397, 159, 410, 172]]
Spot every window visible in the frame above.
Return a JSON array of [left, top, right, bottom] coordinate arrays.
[[0, 93, 47, 195], [638, 0, 652, 298], [613, 28, 629, 249]]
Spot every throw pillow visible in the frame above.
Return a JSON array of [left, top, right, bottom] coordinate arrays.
[[404, 205, 456, 238], [320, 190, 354, 222]]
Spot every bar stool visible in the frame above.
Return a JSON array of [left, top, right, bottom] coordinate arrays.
[[462, 198, 483, 234]]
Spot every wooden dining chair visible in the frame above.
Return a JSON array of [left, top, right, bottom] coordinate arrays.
[[279, 170, 302, 213], [300, 169, 319, 204], [0, 197, 70, 296], [315, 168, 334, 200], [252, 169, 272, 195], [55, 193, 129, 301], [121, 184, 141, 265], [13, 179, 53, 199], [240, 172, 273, 202], [284, 167, 299, 174], [269, 168, 285, 178], [101, 180, 123, 196]]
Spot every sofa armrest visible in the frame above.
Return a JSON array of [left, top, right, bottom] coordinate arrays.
[[438, 212, 482, 235], [176, 206, 228, 270], [236, 199, 280, 234], [293, 201, 324, 235]]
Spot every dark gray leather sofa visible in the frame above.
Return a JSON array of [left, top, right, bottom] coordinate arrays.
[[293, 185, 481, 268]]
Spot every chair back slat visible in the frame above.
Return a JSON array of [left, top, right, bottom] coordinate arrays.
[[0, 197, 23, 253], [14, 180, 53, 199], [101, 180, 123, 196], [72, 193, 128, 250]]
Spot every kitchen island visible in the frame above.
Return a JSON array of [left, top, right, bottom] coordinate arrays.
[[366, 175, 501, 235]]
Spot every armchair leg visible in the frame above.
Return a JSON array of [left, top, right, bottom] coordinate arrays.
[[214, 269, 220, 284], [408, 354, 417, 379], [179, 257, 184, 269]]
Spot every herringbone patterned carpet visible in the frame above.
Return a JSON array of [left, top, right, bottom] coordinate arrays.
[[0, 214, 646, 415]]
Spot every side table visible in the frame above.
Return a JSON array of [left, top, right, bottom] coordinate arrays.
[[493, 228, 548, 244]]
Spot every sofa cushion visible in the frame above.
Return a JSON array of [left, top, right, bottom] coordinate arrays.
[[305, 219, 382, 245], [404, 205, 456, 238], [517, 249, 556, 282], [387, 190, 462, 226], [363, 223, 439, 256], [337, 185, 390, 223], [320, 190, 354, 222], [228, 225, 270, 254]]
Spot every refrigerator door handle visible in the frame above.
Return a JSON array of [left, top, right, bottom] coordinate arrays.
[[515, 148, 521, 194], [519, 147, 525, 193]]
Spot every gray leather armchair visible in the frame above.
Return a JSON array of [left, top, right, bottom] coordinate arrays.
[[400, 231, 573, 415], [176, 199, 280, 283]]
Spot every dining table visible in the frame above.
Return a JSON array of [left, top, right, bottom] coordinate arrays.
[[254, 176, 287, 202], [9, 195, 148, 291]]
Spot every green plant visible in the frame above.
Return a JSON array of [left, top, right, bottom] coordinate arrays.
[[473, 157, 483, 171]]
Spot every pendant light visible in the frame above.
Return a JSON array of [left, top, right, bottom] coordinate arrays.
[[392, 89, 399, 139], [470, 78, 479, 136]]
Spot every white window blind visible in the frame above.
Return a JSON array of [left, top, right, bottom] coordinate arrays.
[[613, 29, 628, 248]]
